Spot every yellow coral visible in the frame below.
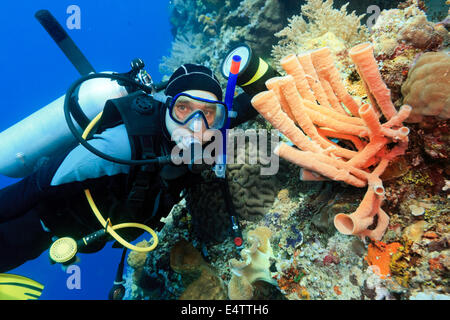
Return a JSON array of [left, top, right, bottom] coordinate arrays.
[[127, 240, 150, 269], [390, 240, 414, 287], [402, 170, 434, 186], [272, 0, 368, 69]]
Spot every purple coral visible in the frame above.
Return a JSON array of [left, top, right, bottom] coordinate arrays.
[[286, 225, 304, 249], [263, 212, 283, 230]]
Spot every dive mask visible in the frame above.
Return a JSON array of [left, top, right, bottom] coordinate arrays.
[[168, 93, 228, 131]]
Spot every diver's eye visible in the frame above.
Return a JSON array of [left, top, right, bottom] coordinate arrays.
[[176, 105, 188, 112]]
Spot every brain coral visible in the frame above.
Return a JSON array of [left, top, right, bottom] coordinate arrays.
[[170, 240, 227, 300], [401, 51, 450, 123], [185, 135, 284, 243]]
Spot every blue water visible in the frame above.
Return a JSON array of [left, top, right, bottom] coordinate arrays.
[[0, 0, 172, 300]]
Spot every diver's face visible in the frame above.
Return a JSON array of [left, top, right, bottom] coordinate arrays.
[[173, 90, 219, 143], [173, 96, 218, 128]]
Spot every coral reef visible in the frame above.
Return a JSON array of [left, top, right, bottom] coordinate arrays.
[[185, 133, 289, 244], [401, 51, 450, 122], [252, 42, 411, 240], [127, 0, 450, 302], [272, 0, 369, 72], [170, 240, 227, 300], [161, 0, 302, 78], [367, 2, 448, 107], [228, 226, 277, 299]]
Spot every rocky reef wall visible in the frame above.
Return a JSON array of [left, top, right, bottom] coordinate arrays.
[[128, 0, 450, 301]]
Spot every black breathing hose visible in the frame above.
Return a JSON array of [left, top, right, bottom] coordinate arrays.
[[63, 73, 172, 166]]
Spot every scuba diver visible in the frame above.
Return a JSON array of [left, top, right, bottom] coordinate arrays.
[[0, 62, 262, 273], [0, 15, 281, 300]]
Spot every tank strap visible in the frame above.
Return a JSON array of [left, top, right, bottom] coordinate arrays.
[[98, 91, 163, 160], [126, 135, 161, 211]]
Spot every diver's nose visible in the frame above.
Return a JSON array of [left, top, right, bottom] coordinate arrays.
[[188, 114, 205, 133]]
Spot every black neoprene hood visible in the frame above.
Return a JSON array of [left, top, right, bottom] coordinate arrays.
[[164, 64, 223, 101]]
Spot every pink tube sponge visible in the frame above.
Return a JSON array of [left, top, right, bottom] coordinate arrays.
[[251, 42, 412, 241], [401, 51, 450, 123]]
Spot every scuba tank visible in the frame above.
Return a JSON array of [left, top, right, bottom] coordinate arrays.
[[0, 10, 130, 178], [0, 77, 128, 178]]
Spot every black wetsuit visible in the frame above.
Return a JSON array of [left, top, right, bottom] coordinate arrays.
[[0, 92, 257, 272]]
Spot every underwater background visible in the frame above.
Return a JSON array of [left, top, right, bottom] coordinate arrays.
[[0, 0, 172, 299], [0, 0, 449, 300]]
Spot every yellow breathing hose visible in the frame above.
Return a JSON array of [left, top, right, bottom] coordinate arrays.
[[81, 112, 158, 253]]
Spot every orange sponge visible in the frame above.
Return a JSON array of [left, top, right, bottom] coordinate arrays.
[[365, 241, 402, 279]]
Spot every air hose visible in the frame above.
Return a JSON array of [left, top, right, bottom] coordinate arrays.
[[80, 111, 159, 253], [50, 74, 163, 263], [64, 72, 172, 166]]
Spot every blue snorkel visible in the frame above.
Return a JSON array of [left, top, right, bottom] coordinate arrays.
[[214, 55, 241, 178], [214, 55, 244, 251]]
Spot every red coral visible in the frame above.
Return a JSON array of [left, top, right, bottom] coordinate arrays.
[[422, 120, 449, 160], [323, 252, 340, 266], [376, 43, 415, 61], [429, 256, 444, 272]]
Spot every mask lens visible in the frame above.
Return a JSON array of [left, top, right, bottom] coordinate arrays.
[[170, 94, 226, 129]]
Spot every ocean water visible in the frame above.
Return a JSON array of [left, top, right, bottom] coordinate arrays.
[[0, 0, 172, 300]]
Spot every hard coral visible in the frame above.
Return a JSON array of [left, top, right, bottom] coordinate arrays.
[[170, 240, 205, 274], [370, 3, 427, 57], [127, 240, 150, 270], [170, 239, 207, 287], [399, 15, 444, 50], [170, 240, 227, 299], [186, 135, 282, 243], [401, 51, 450, 123], [379, 51, 418, 105], [180, 268, 227, 300]]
